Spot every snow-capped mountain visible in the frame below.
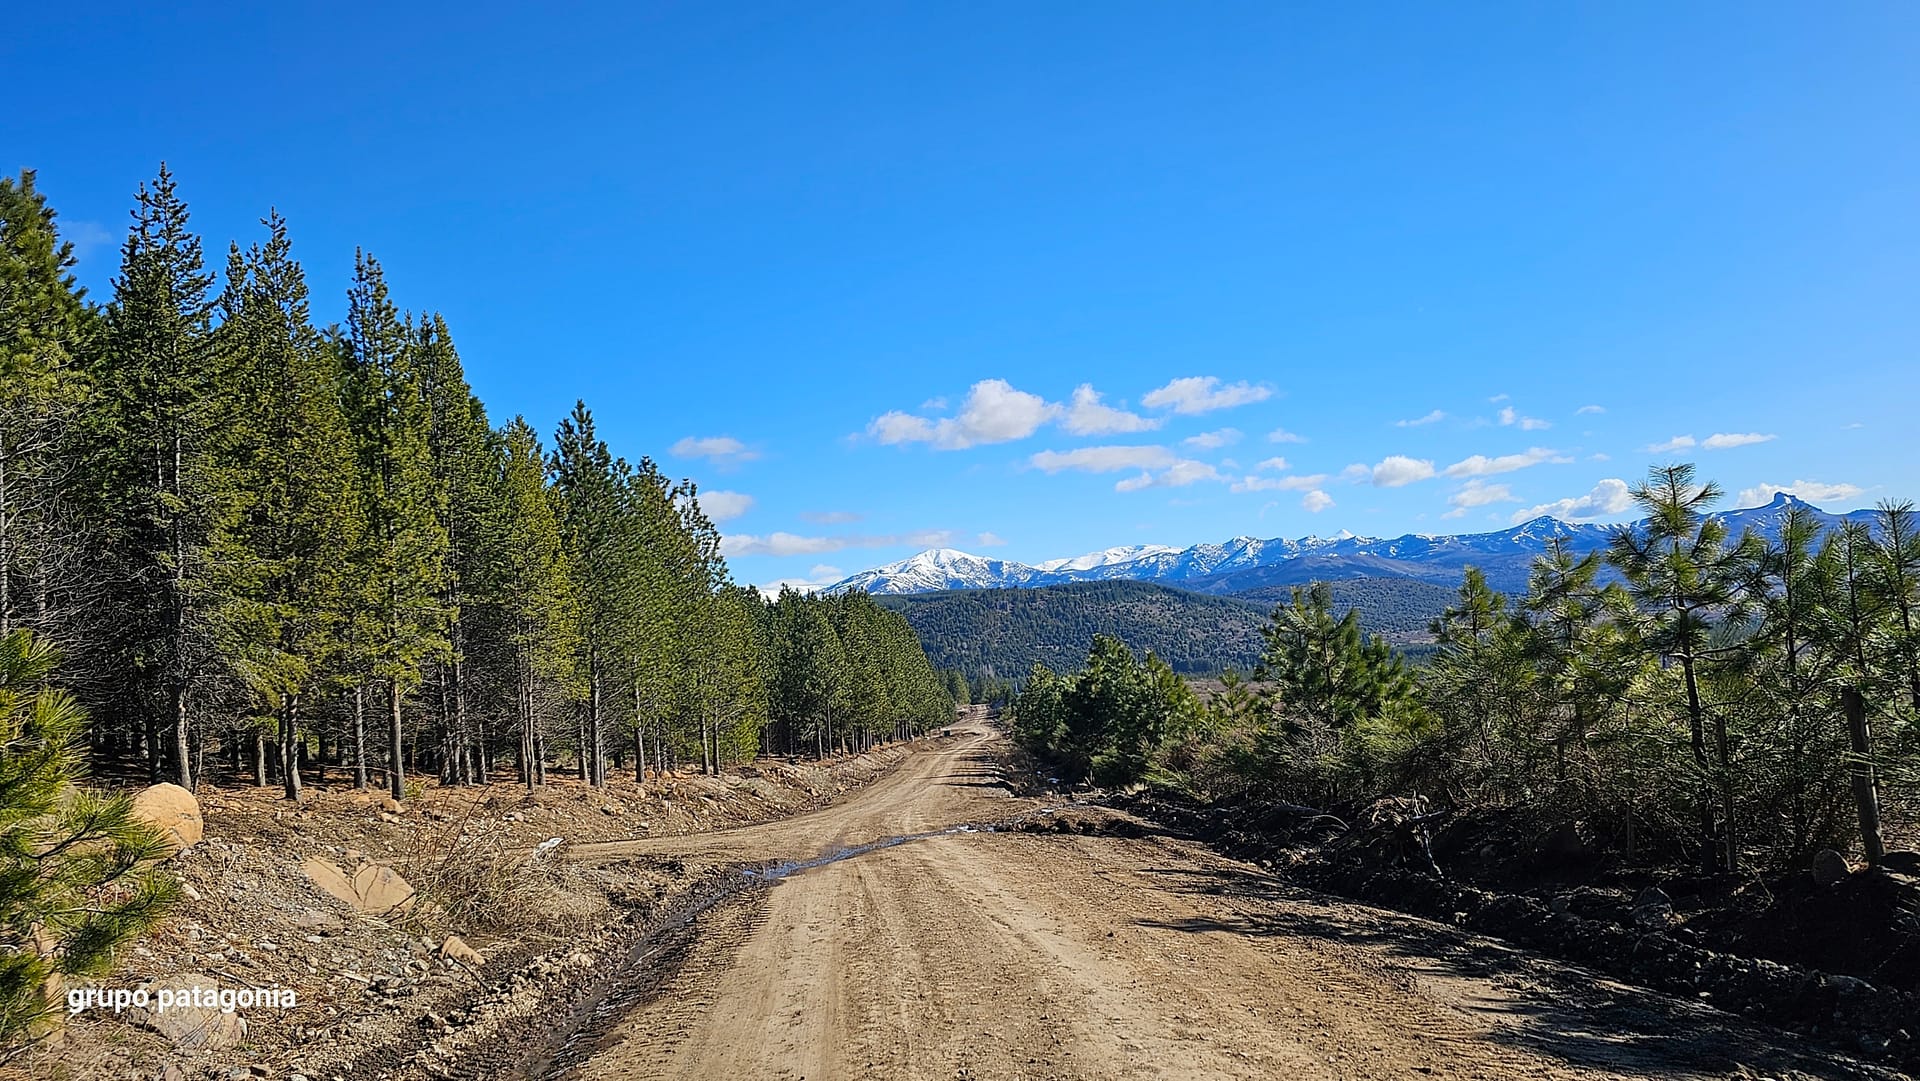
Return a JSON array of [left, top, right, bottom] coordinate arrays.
[[824, 493, 1877, 597], [827, 548, 1046, 594]]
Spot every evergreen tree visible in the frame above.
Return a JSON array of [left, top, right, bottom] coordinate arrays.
[[339, 252, 448, 800], [209, 212, 360, 800], [494, 419, 579, 790], [0, 170, 93, 648], [1607, 464, 1755, 873], [91, 165, 221, 789], [0, 631, 178, 1046]]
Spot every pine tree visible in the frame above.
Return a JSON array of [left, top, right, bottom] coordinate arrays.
[[0, 170, 94, 647], [415, 314, 497, 784], [494, 419, 578, 790], [1607, 463, 1755, 873], [209, 212, 360, 801], [339, 252, 448, 800], [0, 630, 178, 1046], [552, 402, 626, 787], [92, 165, 221, 790]]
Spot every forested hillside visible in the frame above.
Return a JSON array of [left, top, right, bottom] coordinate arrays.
[[1231, 577, 1454, 645], [0, 167, 953, 801], [879, 581, 1270, 678]]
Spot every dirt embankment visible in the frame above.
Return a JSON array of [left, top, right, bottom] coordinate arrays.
[[14, 735, 938, 1081], [1108, 789, 1920, 1074]]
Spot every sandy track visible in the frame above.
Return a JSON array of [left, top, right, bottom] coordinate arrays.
[[559, 716, 1884, 1080]]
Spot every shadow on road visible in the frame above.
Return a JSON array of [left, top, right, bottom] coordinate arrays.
[[1132, 861, 1871, 1081]]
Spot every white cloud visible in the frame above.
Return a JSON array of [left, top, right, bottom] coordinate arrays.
[[799, 510, 862, 524], [1029, 445, 1176, 474], [754, 564, 847, 595], [1512, 478, 1634, 523], [1443, 480, 1520, 518], [1396, 409, 1447, 427], [1364, 455, 1437, 488], [920, 396, 948, 410], [1575, 404, 1606, 415], [976, 531, 1007, 547], [868, 379, 1060, 450], [1266, 427, 1308, 444], [1589, 453, 1611, 462], [1256, 456, 1290, 472], [1062, 384, 1162, 436], [1646, 435, 1697, 454], [1489, 393, 1510, 403], [1844, 422, 1865, 430], [722, 529, 958, 557], [1702, 432, 1776, 450], [1498, 406, 1551, 431], [1182, 427, 1242, 450], [1231, 472, 1329, 494], [1141, 376, 1272, 415], [698, 490, 755, 522], [1735, 480, 1865, 509], [671, 435, 760, 466], [1441, 446, 1570, 478], [1301, 490, 1335, 513], [1339, 463, 1373, 484], [1114, 459, 1224, 493]]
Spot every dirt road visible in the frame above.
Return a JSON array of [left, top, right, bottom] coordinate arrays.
[[558, 713, 1881, 1081]]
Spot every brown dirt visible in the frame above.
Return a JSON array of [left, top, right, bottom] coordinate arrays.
[[556, 716, 1898, 1081], [20, 715, 1902, 1080]]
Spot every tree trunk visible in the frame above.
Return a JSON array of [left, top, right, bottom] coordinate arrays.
[[1680, 655, 1721, 874], [1845, 688, 1887, 864], [281, 692, 303, 802], [171, 684, 193, 792], [351, 684, 369, 789], [588, 656, 604, 787], [251, 729, 268, 787], [387, 677, 405, 800]]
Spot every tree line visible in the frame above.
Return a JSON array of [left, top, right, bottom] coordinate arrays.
[[0, 166, 954, 801], [1014, 464, 1919, 874]]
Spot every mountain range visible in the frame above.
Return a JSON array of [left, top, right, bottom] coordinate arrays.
[[829, 493, 1877, 598]]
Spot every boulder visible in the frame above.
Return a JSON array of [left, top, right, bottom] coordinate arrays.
[[439, 935, 484, 967], [301, 857, 415, 915], [380, 797, 405, 814], [1535, 821, 1600, 864], [129, 975, 247, 1050], [130, 783, 203, 853], [1811, 848, 1850, 887], [1630, 886, 1675, 929]]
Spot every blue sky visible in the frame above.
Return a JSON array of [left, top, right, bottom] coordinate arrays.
[[7, 3, 1918, 591]]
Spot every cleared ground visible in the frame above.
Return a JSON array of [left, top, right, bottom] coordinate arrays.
[[561, 712, 1880, 1081]]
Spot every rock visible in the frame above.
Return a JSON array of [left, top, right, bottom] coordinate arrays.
[[378, 812, 402, 824], [439, 935, 484, 967], [292, 909, 342, 932], [1535, 821, 1600, 863], [130, 783, 204, 853], [301, 857, 415, 915], [1630, 886, 1675, 929], [1876, 849, 1920, 875], [1811, 848, 1850, 886], [156, 1066, 187, 1081], [129, 975, 247, 1050], [1829, 973, 1873, 995], [380, 797, 406, 814], [180, 882, 203, 902]]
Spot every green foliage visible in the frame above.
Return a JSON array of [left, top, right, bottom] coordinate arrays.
[[1010, 635, 1200, 787], [880, 581, 1272, 678], [0, 631, 178, 1046]]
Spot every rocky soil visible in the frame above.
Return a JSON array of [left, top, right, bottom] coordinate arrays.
[[11, 741, 927, 1081]]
